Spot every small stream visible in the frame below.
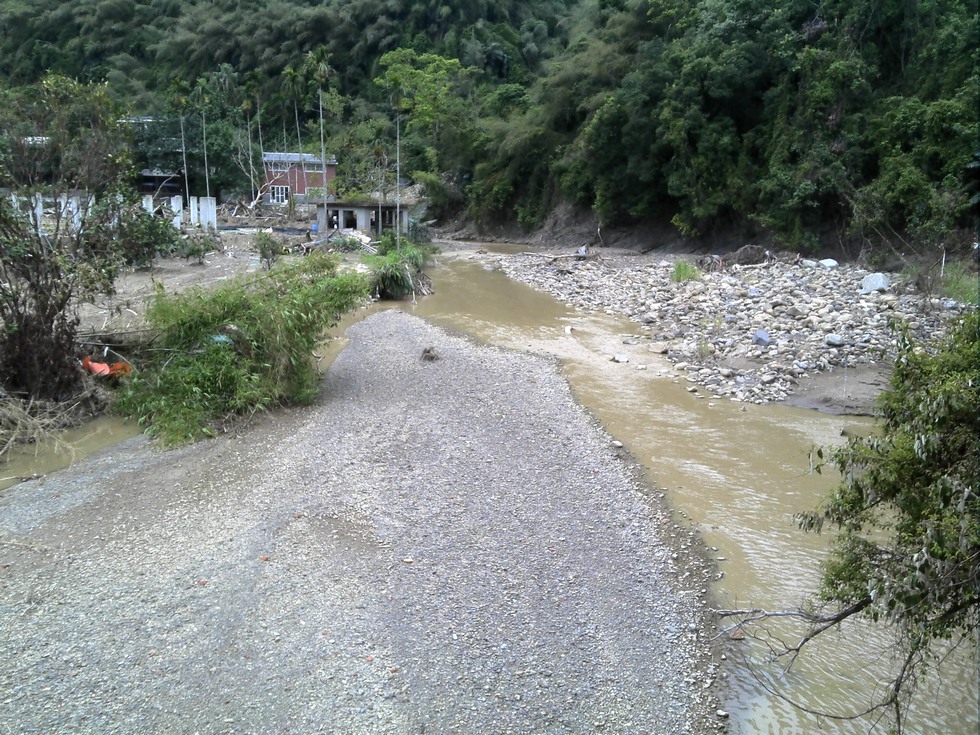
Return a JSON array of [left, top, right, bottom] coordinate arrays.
[[3, 248, 977, 733], [407, 252, 978, 734]]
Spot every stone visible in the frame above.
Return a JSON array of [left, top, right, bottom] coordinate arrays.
[[495, 244, 954, 407], [860, 272, 890, 293], [611, 354, 630, 363]]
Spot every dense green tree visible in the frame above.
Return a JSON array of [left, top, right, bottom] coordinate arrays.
[[801, 312, 979, 729], [0, 0, 975, 251], [376, 49, 474, 212], [719, 311, 979, 731]]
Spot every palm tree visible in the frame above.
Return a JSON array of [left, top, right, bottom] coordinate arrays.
[[211, 63, 238, 98], [282, 65, 308, 189], [190, 76, 211, 198], [242, 71, 266, 204], [240, 96, 257, 200], [169, 79, 192, 202], [303, 47, 333, 218], [244, 70, 265, 157]]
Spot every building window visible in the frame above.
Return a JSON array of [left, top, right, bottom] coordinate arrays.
[[271, 185, 290, 204]]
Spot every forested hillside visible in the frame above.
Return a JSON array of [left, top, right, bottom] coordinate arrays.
[[1, 0, 976, 254]]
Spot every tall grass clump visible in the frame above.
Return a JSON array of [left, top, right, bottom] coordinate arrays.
[[940, 261, 978, 304], [671, 260, 702, 283], [114, 252, 369, 444], [365, 233, 436, 299]]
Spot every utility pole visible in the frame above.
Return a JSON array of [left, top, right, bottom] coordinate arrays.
[[202, 110, 210, 199], [395, 112, 400, 249], [179, 114, 190, 204]]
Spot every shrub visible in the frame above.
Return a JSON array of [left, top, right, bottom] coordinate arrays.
[[331, 235, 368, 253], [671, 261, 702, 283], [940, 261, 978, 304], [176, 233, 215, 264], [113, 252, 369, 444], [365, 251, 417, 299], [113, 203, 181, 267], [364, 243, 432, 299], [254, 231, 281, 270]]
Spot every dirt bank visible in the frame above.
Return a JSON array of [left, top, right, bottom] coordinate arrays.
[[0, 310, 722, 735]]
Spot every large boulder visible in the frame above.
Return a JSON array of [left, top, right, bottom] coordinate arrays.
[[860, 273, 890, 293]]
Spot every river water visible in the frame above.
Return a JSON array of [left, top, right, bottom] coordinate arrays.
[[3, 249, 977, 733], [407, 252, 979, 735]]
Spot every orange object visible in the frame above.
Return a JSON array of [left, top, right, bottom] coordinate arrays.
[[82, 356, 110, 375], [82, 356, 132, 378], [108, 361, 132, 377]]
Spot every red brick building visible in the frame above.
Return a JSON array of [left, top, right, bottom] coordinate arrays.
[[261, 152, 337, 204]]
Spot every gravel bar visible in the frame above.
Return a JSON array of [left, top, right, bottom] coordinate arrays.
[[0, 309, 718, 734]]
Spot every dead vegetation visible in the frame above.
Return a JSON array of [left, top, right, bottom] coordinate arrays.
[[0, 384, 110, 464]]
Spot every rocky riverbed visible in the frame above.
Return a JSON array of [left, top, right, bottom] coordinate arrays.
[[486, 247, 972, 408]]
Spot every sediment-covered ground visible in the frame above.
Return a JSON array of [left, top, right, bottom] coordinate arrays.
[[0, 310, 722, 735]]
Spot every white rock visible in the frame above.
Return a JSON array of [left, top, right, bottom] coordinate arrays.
[[860, 272, 890, 293]]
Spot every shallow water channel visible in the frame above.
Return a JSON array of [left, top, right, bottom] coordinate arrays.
[[404, 252, 979, 734], [3, 248, 977, 733]]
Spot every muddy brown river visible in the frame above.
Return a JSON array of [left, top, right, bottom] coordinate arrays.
[[3, 248, 977, 733]]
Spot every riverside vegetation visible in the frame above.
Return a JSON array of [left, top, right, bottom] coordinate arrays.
[[1, 0, 975, 256], [1, 1, 977, 730]]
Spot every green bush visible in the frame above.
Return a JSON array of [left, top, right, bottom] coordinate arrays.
[[364, 243, 432, 299], [113, 252, 369, 444], [114, 204, 180, 267], [374, 231, 399, 256], [940, 261, 978, 304], [365, 251, 416, 299], [671, 261, 702, 283], [254, 231, 281, 270], [331, 235, 368, 253]]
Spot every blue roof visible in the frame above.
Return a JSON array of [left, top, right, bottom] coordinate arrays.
[[262, 152, 337, 164]]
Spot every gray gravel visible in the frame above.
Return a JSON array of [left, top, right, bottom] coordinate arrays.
[[0, 309, 718, 734], [494, 249, 970, 405]]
